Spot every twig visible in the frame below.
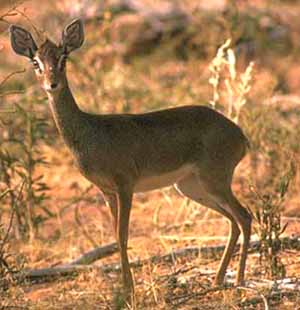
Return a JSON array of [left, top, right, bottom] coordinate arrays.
[[158, 265, 197, 281], [14, 7, 43, 40], [74, 204, 98, 248], [59, 185, 95, 217], [0, 91, 26, 99], [169, 285, 232, 307], [0, 189, 12, 201], [0, 69, 26, 89], [238, 289, 300, 308], [0, 1, 25, 24], [238, 286, 269, 310], [0, 179, 26, 254], [0, 209, 15, 255]]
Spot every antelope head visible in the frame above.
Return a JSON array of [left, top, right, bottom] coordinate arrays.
[[10, 19, 84, 94]]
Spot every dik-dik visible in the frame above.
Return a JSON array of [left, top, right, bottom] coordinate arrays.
[[10, 19, 251, 303]]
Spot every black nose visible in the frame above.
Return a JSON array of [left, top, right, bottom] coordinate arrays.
[[50, 83, 58, 89]]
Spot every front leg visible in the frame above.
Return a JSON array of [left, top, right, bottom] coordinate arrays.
[[116, 185, 135, 302]]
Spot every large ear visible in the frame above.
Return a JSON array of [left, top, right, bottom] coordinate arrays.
[[61, 19, 84, 54], [9, 25, 37, 58]]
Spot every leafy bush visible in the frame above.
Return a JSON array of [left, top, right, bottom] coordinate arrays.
[[0, 101, 51, 241]]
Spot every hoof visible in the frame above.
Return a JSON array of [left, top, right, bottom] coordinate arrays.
[[112, 287, 135, 310], [123, 283, 135, 308]]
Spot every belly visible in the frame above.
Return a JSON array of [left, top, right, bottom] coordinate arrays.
[[134, 164, 194, 192]]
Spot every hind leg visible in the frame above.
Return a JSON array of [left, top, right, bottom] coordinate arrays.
[[176, 173, 251, 285], [176, 175, 240, 285], [225, 191, 252, 285], [207, 184, 252, 286]]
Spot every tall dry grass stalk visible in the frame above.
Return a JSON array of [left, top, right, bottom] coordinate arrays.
[[209, 39, 255, 123]]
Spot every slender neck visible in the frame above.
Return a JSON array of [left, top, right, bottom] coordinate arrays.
[[46, 79, 84, 147]]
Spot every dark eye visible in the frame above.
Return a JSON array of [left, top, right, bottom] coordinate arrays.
[[32, 59, 40, 70], [32, 59, 39, 69]]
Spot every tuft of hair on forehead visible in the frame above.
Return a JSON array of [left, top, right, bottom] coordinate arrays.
[[38, 39, 61, 59]]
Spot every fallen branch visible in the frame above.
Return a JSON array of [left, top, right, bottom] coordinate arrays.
[[20, 242, 119, 282], [22, 264, 96, 280], [68, 242, 118, 266], [19, 236, 300, 282], [19, 244, 225, 282]]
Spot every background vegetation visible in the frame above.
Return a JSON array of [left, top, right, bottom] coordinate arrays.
[[0, 0, 300, 309]]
